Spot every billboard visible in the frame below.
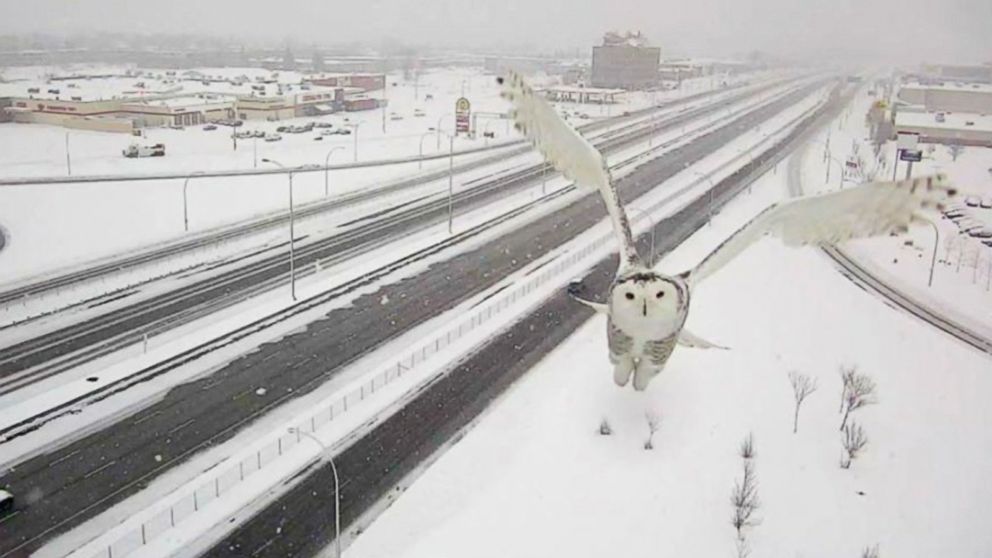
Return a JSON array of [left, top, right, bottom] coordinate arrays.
[[455, 97, 471, 134]]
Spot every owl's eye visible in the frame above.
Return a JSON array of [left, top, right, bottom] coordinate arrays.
[[624, 292, 635, 300], [656, 291, 665, 299]]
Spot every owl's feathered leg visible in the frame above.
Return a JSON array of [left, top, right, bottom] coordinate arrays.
[[632, 362, 662, 391], [613, 358, 636, 387]]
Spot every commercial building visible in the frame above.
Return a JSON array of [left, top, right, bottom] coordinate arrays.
[[0, 71, 387, 131], [590, 31, 660, 90], [894, 110, 992, 147], [897, 82, 992, 114], [917, 63, 992, 84]]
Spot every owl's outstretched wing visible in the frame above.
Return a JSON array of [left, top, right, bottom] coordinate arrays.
[[498, 71, 640, 270], [684, 174, 956, 287]]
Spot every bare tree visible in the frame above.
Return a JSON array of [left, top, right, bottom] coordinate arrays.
[[861, 544, 880, 558], [644, 411, 661, 450], [730, 459, 760, 538], [948, 143, 965, 162], [739, 432, 756, 460], [839, 368, 877, 431], [789, 371, 818, 433], [841, 421, 869, 469], [735, 537, 751, 558], [599, 418, 612, 436]]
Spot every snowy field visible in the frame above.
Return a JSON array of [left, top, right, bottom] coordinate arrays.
[[803, 86, 992, 337], [346, 155, 992, 558]]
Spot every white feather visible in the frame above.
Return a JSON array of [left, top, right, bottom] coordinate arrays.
[[685, 174, 957, 286], [499, 70, 640, 269]]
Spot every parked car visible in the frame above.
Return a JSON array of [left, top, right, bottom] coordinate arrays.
[[984, 239, 992, 248], [264, 133, 282, 142], [320, 129, 336, 136], [965, 196, 981, 207], [276, 126, 289, 133], [313, 136, 324, 141], [981, 198, 992, 209], [413, 109, 426, 117], [935, 113, 946, 123], [335, 128, 352, 135], [0, 489, 13, 517], [122, 143, 166, 158], [969, 228, 992, 239], [313, 122, 334, 128], [203, 124, 218, 131], [252, 130, 267, 138]]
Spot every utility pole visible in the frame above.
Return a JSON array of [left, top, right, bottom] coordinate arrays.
[[65, 132, 72, 176], [447, 135, 455, 234]]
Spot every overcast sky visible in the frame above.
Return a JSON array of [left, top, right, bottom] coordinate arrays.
[[4, 0, 990, 64]]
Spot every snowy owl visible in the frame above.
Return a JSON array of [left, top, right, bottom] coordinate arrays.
[[498, 71, 956, 391]]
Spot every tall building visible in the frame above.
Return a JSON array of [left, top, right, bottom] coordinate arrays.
[[591, 31, 660, 90]]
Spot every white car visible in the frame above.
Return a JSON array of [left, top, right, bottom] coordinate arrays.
[[264, 133, 283, 142], [0, 489, 13, 516]]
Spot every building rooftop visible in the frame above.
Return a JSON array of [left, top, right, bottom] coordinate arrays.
[[896, 110, 992, 133]]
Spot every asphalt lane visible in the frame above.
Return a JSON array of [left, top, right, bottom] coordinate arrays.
[[0, 81, 826, 557]]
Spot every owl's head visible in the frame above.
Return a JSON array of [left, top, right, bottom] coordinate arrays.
[[610, 270, 685, 324]]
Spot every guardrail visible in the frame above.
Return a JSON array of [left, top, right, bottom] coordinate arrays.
[[77, 79, 833, 558]]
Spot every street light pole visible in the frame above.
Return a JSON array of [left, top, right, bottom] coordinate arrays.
[[324, 146, 344, 197], [262, 158, 297, 301], [927, 219, 939, 288], [182, 171, 204, 232], [446, 134, 455, 234], [289, 428, 341, 558], [436, 113, 451, 151], [418, 131, 432, 169], [350, 123, 360, 162], [65, 132, 72, 176]]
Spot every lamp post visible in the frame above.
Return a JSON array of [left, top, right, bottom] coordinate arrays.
[[693, 170, 717, 227], [262, 158, 297, 301], [440, 132, 456, 234], [182, 171, 205, 232], [418, 131, 433, 169], [349, 123, 360, 162], [289, 428, 341, 558], [323, 146, 345, 197], [926, 218, 939, 288], [627, 207, 656, 264], [436, 113, 452, 150], [65, 132, 72, 176]]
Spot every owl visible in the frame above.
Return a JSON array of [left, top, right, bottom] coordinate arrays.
[[499, 71, 956, 391]]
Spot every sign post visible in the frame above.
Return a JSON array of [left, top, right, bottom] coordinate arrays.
[[455, 97, 471, 136], [900, 148, 922, 179], [894, 132, 919, 181]]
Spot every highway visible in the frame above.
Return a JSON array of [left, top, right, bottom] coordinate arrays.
[[207, 81, 847, 558], [0, 79, 794, 394], [0, 82, 743, 307], [0, 78, 830, 557]]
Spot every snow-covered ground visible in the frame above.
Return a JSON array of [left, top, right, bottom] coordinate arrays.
[[346, 154, 992, 558], [801, 85, 992, 337]]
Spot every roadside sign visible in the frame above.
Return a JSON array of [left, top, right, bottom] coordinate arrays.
[[900, 149, 923, 162], [455, 97, 471, 134], [896, 132, 919, 151]]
